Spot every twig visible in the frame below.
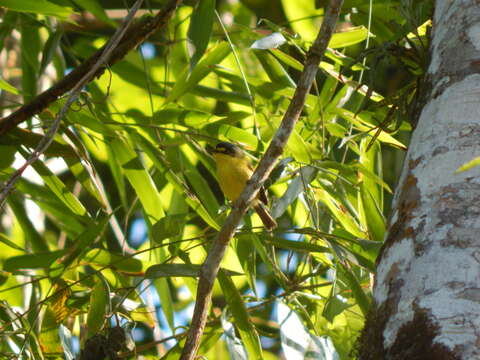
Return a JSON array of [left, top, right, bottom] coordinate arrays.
[[179, 1, 345, 359], [0, 0, 149, 208], [0, 0, 183, 136]]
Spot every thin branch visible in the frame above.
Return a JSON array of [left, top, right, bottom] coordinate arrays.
[[179, 0, 345, 359], [0, 0, 149, 207], [0, 0, 183, 136]]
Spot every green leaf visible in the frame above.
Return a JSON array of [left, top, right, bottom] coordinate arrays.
[[218, 270, 263, 360], [456, 156, 480, 173], [15, 178, 88, 238], [7, 195, 49, 252], [49, 216, 110, 278], [40, 306, 63, 355], [154, 278, 175, 332], [278, 301, 339, 359], [191, 85, 250, 105], [84, 249, 144, 274], [0, 76, 20, 94], [187, 0, 215, 70], [358, 140, 385, 242], [20, 15, 41, 102], [332, 108, 407, 150], [145, 264, 242, 278], [329, 26, 369, 48], [2, 128, 77, 158], [162, 326, 223, 359], [0, 232, 25, 252], [166, 41, 231, 103], [112, 60, 165, 94], [253, 49, 296, 88], [0, 0, 74, 19], [272, 166, 317, 218], [323, 295, 352, 323], [18, 148, 88, 217], [204, 123, 259, 149], [110, 138, 165, 225], [87, 276, 110, 337], [0, 145, 15, 170], [72, 0, 116, 26], [39, 30, 63, 76], [152, 214, 186, 243], [234, 234, 257, 296], [263, 235, 329, 254], [3, 251, 66, 272], [134, 134, 220, 230], [338, 263, 371, 316]]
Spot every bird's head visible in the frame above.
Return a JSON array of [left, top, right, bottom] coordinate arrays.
[[212, 142, 245, 159]]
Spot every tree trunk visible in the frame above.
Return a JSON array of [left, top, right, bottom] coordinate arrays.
[[358, 1, 480, 359]]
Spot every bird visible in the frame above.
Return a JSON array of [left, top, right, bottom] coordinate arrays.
[[210, 142, 277, 231]]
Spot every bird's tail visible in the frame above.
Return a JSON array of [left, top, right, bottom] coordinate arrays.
[[254, 203, 277, 231]]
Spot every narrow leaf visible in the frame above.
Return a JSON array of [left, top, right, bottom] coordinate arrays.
[[187, 0, 215, 70], [218, 270, 263, 360]]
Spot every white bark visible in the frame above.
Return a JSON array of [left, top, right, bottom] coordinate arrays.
[[370, 1, 480, 358]]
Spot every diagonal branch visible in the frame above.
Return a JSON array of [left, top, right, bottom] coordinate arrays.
[[0, 0, 183, 136], [179, 0, 345, 359], [0, 0, 148, 208]]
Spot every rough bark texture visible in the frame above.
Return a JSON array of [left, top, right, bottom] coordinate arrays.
[[358, 1, 480, 359]]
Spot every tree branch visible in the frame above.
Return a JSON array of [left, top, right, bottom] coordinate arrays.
[[0, 0, 183, 136], [179, 0, 345, 359], [0, 0, 149, 207]]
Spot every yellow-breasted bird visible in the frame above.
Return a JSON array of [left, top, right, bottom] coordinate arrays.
[[211, 142, 277, 231]]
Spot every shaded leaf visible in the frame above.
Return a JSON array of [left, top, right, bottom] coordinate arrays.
[[187, 0, 215, 70], [145, 264, 242, 278]]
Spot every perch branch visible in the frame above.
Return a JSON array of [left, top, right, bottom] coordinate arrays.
[[179, 0, 345, 359], [0, 0, 183, 136], [0, 0, 146, 207]]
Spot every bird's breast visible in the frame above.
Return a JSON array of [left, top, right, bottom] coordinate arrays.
[[215, 155, 252, 201]]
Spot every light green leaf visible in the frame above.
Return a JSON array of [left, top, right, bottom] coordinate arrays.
[[253, 50, 296, 88], [218, 270, 263, 360], [456, 156, 480, 173], [39, 30, 63, 76], [166, 41, 231, 103], [0, 76, 20, 94], [84, 249, 144, 274], [338, 263, 371, 316], [110, 138, 165, 224], [187, 0, 215, 70], [0, 0, 74, 19], [87, 276, 109, 337], [18, 148, 88, 217], [72, 0, 116, 26], [332, 108, 407, 150], [3, 250, 66, 272], [329, 26, 369, 48], [145, 264, 242, 278], [134, 134, 220, 229]]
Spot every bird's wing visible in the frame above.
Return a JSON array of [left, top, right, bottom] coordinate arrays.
[[258, 186, 268, 205], [245, 159, 268, 205]]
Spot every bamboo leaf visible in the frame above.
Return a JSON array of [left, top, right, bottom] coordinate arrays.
[[187, 0, 215, 70], [218, 270, 263, 360]]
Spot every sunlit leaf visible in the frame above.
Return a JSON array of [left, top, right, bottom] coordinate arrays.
[[456, 156, 480, 173], [87, 276, 109, 337], [0, 76, 20, 94], [218, 270, 263, 360], [0, 0, 74, 19], [187, 0, 215, 70], [146, 264, 242, 278]]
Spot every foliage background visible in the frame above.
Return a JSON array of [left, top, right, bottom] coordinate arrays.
[[0, 0, 431, 358]]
